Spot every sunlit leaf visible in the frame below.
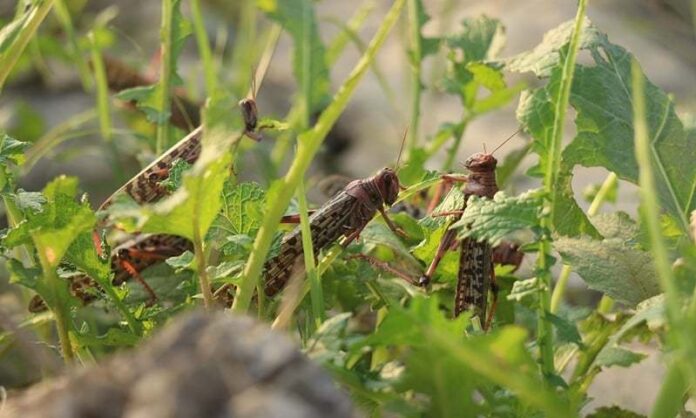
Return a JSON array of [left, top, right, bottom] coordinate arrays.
[[451, 190, 544, 246]]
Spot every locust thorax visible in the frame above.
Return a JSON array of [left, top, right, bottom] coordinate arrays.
[[373, 167, 400, 206], [238, 98, 258, 131], [463, 152, 498, 198]]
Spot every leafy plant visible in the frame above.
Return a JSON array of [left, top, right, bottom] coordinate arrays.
[[1, 1, 695, 416]]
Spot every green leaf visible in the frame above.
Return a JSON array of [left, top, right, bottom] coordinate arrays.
[[447, 16, 505, 63], [565, 31, 696, 233], [207, 260, 244, 282], [258, 0, 330, 112], [602, 295, 666, 349], [165, 250, 195, 271], [595, 346, 647, 368], [361, 297, 570, 416], [7, 258, 42, 290], [115, 132, 236, 241], [411, 224, 459, 282], [443, 17, 518, 114], [451, 190, 544, 246], [0, 133, 29, 165], [4, 176, 96, 269], [590, 212, 640, 242], [547, 312, 583, 347], [507, 277, 541, 305], [158, 158, 191, 192], [11, 190, 45, 212], [75, 327, 140, 347], [208, 181, 266, 240], [554, 235, 660, 306], [419, 187, 466, 229], [516, 65, 599, 238], [360, 222, 421, 273], [504, 18, 598, 77], [115, 85, 170, 124]]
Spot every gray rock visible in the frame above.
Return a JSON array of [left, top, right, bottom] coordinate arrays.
[[2, 312, 355, 418]]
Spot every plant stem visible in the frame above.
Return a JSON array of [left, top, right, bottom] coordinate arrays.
[[230, 0, 257, 97], [35, 246, 74, 362], [550, 173, 617, 313], [53, 0, 92, 91], [155, 0, 174, 154], [193, 232, 214, 310], [536, 0, 587, 378], [0, 0, 55, 92], [650, 360, 687, 418], [441, 117, 469, 171], [89, 35, 112, 143], [406, 0, 422, 158], [232, 0, 405, 313], [632, 59, 696, 390], [297, 179, 324, 328], [189, 0, 216, 98]]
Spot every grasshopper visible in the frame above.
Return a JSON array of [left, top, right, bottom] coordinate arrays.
[[27, 70, 264, 312], [263, 167, 405, 296], [29, 234, 193, 312], [419, 132, 520, 328], [98, 71, 263, 212]]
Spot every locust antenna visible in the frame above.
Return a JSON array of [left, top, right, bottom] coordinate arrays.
[[490, 127, 522, 155], [483, 143, 488, 154], [394, 127, 408, 172]]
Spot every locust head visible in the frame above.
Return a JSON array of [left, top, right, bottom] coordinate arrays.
[[374, 167, 400, 206], [238, 98, 258, 131], [464, 152, 497, 173]]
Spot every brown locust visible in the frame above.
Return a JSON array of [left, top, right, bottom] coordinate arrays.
[[263, 167, 405, 296], [419, 131, 520, 328], [29, 234, 193, 312]]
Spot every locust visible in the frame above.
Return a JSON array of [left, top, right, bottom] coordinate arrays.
[[418, 132, 520, 329], [29, 234, 193, 312], [263, 167, 406, 297], [28, 69, 264, 312]]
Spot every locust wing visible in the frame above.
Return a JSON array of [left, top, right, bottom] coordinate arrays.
[[263, 191, 358, 296]]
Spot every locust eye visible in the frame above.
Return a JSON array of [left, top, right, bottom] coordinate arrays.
[[384, 171, 399, 206]]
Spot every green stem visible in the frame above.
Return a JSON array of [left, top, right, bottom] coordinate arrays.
[[0, 0, 55, 92], [297, 178, 324, 328], [535, 0, 587, 378], [596, 295, 615, 315], [156, 0, 174, 154], [229, 0, 257, 96], [232, 0, 405, 313], [650, 360, 688, 418], [189, 0, 217, 98], [88, 35, 112, 142], [35, 246, 73, 362], [441, 117, 469, 171], [193, 237, 213, 310], [550, 173, 618, 313], [53, 0, 92, 91], [632, 59, 696, 390], [406, 0, 422, 158]]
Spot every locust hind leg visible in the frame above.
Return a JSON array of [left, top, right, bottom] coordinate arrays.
[[349, 254, 420, 286], [118, 258, 158, 306], [484, 260, 499, 331], [418, 228, 458, 287]]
